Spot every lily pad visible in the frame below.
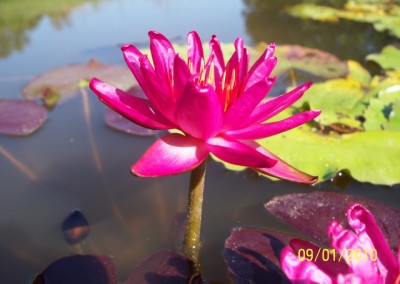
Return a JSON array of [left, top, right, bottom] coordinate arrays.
[[105, 108, 160, 136], [0, 99, 47, 136], [265, 192, 400, 253], [33, 255, 118, 284], [223, 228, 292, 283], [103, 86, 160, 136], [285, 2, 400, 38], [21, 59, 135, 101], [215, 120, 400, 185], [261, 126, 400, 185], [295, 60, 400, 131], [125, 250, 201, 284], [141, 43, 347, 79], [272, 44, 348, 78], [367, 45, 400, 71]]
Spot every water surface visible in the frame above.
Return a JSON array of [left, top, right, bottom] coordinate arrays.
[[0, 0, 399, 282]]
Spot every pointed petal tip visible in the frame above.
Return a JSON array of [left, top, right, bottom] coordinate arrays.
[[89, 77, 101, 91], [120, 44, 132, 51], [148, 30, 159, 37]]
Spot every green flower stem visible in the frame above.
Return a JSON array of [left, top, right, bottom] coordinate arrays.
[[184, 159, 207, 267]]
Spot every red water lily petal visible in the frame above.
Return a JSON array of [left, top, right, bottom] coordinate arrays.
[[289, 239, 349, 277], [175, 81, 223, 140], [234, 37, 249, 82], [148, 31, 175, 82], [138, 57, 176, 122], [131, 133, 209, 177], [346, 205, 398, 281], [223, 77, 275, 131], [328, 221, 383, 283], [206, 136, 277, 168], [89, 78, 173, 130], [226, 110, 320, 140], [246, 82, 313, 125], [187, 31, 204, 74], [244, 57, 276, 93], [222, 56, 277, 130], [242, 140, 317, 183], [208, 35, 225, 83], [248, 43, 275, 80], [121, 44, 149, 93], [280, 247, 333, 284], [173, 54, 191, 102]]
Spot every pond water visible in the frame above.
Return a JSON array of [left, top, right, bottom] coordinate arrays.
[[0, 0, 399, 282]]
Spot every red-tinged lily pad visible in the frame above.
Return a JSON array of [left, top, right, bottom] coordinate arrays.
[[223, 228, 292, 283], [0, 99, 47, 136], [272, 44, 348, 78], [33, 255, 118, 284], [22, 59, 135, 101], [265, 192, 400, 253], [125, 250, 201, 284], [105, 108, 160, 136]]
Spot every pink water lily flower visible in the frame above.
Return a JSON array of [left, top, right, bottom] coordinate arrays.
[[90, 31, 320, 182], [281, 204, 400, 283]]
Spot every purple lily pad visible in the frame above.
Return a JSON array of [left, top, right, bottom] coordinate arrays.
[[33, 255, 118, 284], [265, 192, 400, 253], [125, 250, 201, 284], [223, 228, 292, 283], [104, 86, 160, 136], [105, 108, 159, 136], [0, 99, 47, 136], [22, 59, 135, 101]]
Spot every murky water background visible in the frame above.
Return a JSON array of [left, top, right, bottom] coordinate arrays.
[[0, 0, 399, 282]]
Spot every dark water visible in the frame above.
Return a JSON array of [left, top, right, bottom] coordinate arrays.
[[0, 0, 399, 282]]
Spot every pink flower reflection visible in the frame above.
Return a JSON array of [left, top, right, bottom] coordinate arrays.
[[281, 204, 400, 283], [90, 31, 320, 182]]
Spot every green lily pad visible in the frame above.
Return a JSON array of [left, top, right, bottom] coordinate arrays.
[[367, 45, 400, 71], [294, 60, 400, 131], [260, 127, 400, 185], [285, 4, 340, 22], [286, 2, 400, 38], [214, 123, 400, 185]]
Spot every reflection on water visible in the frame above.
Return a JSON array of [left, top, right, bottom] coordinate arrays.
[[0, 0, 99, 58], [243, 0, 397, 63], [0, 0, 399, 282]]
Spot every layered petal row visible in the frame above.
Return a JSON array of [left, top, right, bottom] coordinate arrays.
[[90, 31, 320, 183]]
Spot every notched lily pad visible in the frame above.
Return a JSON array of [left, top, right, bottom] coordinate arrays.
[[33, 255, 118, 284], [125, 250, 201, 284], [0, 99, 47, 136], [265, 192, 400, 253], [22, 59, 135, 101], [223, 228, 292, 283]]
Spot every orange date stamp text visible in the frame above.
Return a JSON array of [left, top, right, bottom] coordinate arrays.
[[297, 248, 378, 263]]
